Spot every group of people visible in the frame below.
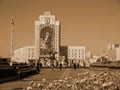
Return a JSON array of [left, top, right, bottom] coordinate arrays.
[[36, 61, 79, 71], [50, 62, 78, 70], [48, 62, 62, 70]]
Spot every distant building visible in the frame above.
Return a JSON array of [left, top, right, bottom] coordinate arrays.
[[90, 55, 99, 63], [35, 11, 61, 61], [68, 46, 85, 60], [85, 52, 92, 66], [107, 44, 120, 61], [108, 44, 120, 50], [86, 52, 91, 58], [12, 46, 35, 63], [116, 48, 120, 61], [60, 46, 86, 66]]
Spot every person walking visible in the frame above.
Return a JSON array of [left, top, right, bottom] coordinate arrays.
[[51, 63, 54, 70], [50, 60, 54, 70], [73, 63, 77, 70], [39, 62, 42, 72], [59, 63, 62, 70], [36, 62, 40, 73]]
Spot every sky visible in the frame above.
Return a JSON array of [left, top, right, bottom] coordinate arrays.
[[0, 0, 120, 57]]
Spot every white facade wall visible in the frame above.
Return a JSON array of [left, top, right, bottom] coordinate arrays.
[[108, 44, 120, 50], [12, 46, 35, 63], [116, 48, 120, 61], [68, 46, 85, 60], [107, 44, 120, 61]]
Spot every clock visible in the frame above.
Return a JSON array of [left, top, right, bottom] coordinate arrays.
[[45, 18, 50, 24]]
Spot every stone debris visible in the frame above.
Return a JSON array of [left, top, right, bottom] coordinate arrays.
[[24, 71, 120, 90]]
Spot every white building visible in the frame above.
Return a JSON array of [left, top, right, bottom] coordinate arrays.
[[35, 11, 60, 61], [86, 52, 91, 59], [108, 44, 120, 50], [85, 52, 92, 66], [116, 48, 120, 61], [90, 55, 99, 63], [107, 44, 120, 61], [12, 46, 35, 63], [68, 46, 85, 60], [60, 46, 86, 66]]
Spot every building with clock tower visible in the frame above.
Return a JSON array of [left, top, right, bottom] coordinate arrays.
[[35, 12, 61, 61]]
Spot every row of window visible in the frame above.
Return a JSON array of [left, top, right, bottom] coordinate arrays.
[[69, 49, 85, 52]]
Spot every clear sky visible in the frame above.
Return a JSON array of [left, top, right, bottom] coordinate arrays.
[[0, 0, 120, 57]]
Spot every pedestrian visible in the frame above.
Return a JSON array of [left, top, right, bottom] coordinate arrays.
[[51, 63, 54, 70], [50, 60, 55, 70], [39, 62, 42, 71], [36, 62, 40, 73], [59, 63, 62, 70], [73, 63, 77, 70]]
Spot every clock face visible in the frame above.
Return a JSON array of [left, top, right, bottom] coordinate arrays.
[[45, 18, 50, 24]]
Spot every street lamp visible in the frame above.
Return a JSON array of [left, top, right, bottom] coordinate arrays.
[[10, 16, 14, 66]]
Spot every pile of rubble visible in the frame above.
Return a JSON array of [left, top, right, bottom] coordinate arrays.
[[25, 71, 120, 90]]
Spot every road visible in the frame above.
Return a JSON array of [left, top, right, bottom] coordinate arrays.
[[0, 68, 118, 90]]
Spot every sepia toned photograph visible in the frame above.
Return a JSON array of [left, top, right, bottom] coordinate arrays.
[[0, 0, 120, 90]]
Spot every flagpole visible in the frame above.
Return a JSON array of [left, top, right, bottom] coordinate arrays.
[[10, 16, 14, 66]]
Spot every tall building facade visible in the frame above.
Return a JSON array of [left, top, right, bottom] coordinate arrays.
[[107, 44, 120, 61], [35, 12, 60, 61]]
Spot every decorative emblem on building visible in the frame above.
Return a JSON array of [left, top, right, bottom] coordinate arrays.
[[45, 18, 50, 24]]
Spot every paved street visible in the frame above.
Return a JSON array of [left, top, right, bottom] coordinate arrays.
[[0, 68, 119, 90], [0, 68, 70, 90]]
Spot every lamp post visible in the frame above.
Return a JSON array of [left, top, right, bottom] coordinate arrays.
[[10, 16, 14, 66]]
